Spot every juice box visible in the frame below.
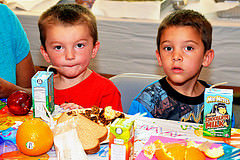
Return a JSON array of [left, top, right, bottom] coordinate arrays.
[[203, 88, 233, 138], [109, 118, 135, 160], [31, 71, 54, 119]]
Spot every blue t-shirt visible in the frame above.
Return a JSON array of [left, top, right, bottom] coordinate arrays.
[[128, 77, 235, 127], [0, 4, 30, 84]]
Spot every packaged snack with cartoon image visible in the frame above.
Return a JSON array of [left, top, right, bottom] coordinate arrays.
[[203, 88, 233, 138]]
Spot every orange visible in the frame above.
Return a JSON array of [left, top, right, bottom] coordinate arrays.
[[155, 140, 174, 160], [203, 146, 224, 159], [165, 143, 186, 160], [145, 140, 208, 160], [16, 118, 53, 156], [143, 142, 156, 159], [185, 147, 205, 160], [187, 140, 224, 159]]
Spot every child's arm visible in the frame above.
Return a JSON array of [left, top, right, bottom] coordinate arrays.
[[128, 100, 153, 118], [60, 103, 84, 110]]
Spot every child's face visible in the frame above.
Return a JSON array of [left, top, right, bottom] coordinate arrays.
[[41, 24, 99, 78], [156, 26, 214, 85]]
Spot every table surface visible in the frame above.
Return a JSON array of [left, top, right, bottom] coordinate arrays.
[[0, 109, 240, 159]]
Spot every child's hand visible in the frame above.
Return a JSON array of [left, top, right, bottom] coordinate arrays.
[[60, 103, 84, 110]]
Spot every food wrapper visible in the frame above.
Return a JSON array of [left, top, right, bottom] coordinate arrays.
[[53, 117, 88, 160]]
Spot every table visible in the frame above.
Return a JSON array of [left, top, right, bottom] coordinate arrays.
[[13, 2, 240, 87], [0, 109, 240, 159]]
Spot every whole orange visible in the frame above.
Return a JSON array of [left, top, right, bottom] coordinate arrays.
[[16, 118, 53, 156]]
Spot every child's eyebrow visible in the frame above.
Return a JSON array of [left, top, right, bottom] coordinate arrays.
[[160, 40, 171, 45], [185, 40, 199, 45]]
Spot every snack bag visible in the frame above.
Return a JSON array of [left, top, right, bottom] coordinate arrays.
[[54, 117, 88, 160], [203, 88, 233, 138]]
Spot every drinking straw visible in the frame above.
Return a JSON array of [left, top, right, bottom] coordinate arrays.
[[46, 65, 58, 73], [123, 112, 147, 126], [43, 104, 55, 129], [209, 82, 228, 90]]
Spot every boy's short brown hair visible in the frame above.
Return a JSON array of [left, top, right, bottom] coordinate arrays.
[[38, 4, 98, 50], [156, 9, 212, 53]]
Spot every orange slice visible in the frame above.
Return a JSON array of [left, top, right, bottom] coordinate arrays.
[[185, 146, 206, 160], [204, 146, 224, 159], [155, 141, 174, 160], [143, 142, 156, 159]]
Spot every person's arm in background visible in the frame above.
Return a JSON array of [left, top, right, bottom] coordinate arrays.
[[0, 4, 35, 98], [0, 52, 35, 98]]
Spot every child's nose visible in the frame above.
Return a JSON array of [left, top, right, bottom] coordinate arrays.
[[172, 50, 183, 62], [65, 49, 75, 60]]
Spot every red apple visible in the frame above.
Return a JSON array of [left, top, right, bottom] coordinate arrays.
[[7, 90, 32, 115]]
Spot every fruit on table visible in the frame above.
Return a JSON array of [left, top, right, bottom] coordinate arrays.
[[188, 140, 225, 159], [203, 146, 224, 159], [16, 118, 53, 156], [7, 90, 32, 115], [145, 139, 225, 160], [144, 140, 206, 160]]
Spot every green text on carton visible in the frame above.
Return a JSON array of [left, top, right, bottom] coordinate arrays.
[[203, 88, 233, 138]]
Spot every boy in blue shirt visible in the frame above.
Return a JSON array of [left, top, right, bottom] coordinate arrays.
[[129, 9, 218, 124]]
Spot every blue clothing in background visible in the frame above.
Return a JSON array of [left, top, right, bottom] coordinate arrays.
[[0, 4, 30, 84], [128, 77, 235, 127]]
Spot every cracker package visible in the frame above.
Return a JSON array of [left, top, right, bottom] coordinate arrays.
[[203, 88, 233, 138]]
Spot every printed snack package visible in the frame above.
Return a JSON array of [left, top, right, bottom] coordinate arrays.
[[203, 88, 233, 138], [31, 71, 55, 119]]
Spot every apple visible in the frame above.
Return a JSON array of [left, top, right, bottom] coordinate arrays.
[[7, 90, 32, 115]]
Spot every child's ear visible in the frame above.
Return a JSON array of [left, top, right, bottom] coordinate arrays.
[[202, 49, 214, 67], [91, 41, 100, 59], [40, 46, 51, 63], [155, 49, 163, 67]]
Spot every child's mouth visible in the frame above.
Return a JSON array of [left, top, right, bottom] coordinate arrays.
[[172, 67, 183, 73]]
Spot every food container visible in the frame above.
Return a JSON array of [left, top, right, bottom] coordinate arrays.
[[109, 118, 135, 160], [31, 71, 55, 120], [203, 88, 233, 138]]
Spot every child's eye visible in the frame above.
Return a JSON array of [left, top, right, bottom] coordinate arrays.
[[76, 43, 85, 48], [54, 46, 63, 50], [185, 46, 193, 51], [164, 46, 173, 51]]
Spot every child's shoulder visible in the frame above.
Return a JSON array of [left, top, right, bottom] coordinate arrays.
[[138, 78, 165, 97], [90, 71, 116, 86]]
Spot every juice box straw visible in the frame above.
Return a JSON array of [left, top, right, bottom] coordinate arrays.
[[42, 65, 57, 129], [209, 82, 228, 90], [123, 112, 147, 126]]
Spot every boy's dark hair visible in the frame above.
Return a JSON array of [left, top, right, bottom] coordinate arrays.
[[38, 4, 98, 50], [156, 9, 212, 53]]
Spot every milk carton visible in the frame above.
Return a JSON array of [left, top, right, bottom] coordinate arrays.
[[109, 118, 135, 160], [203, 88, 233, 138], [31, 71, 54, 119]]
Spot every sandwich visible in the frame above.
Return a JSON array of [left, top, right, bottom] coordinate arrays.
[[57, 111, 108, 154]]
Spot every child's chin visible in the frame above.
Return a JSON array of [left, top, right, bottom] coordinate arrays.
[[168, 76, 188, 85]]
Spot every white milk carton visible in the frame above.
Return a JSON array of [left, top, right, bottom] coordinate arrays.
[[31, 71, 54, 119]]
